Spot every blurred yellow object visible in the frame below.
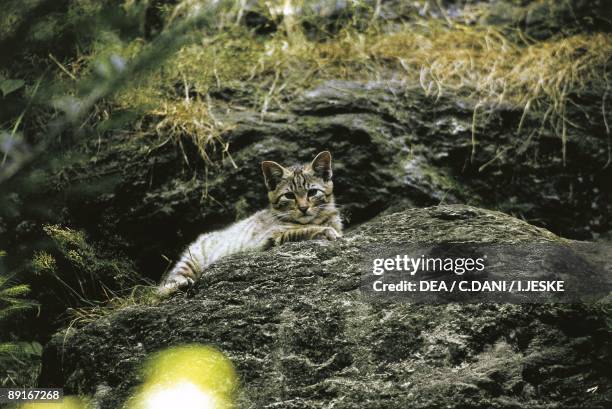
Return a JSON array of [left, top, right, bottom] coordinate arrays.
[[125, 344, 238, 409], [19, 396, 87, 409]]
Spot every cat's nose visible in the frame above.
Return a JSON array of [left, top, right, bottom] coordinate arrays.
[[298, 206, 309, 215]]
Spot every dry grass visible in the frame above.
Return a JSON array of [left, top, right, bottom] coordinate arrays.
[[66, 284, 161, 327], [2, 1, 609, 171], [89, 0, 611, 166], [370, 25, 611, 162]]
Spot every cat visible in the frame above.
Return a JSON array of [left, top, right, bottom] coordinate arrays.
[[159, 151, 342, 293]]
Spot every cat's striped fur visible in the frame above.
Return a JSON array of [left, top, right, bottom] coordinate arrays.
[[160, 151, 342, 293]]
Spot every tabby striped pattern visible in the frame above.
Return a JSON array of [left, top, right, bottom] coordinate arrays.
[[160, 151, 342, 293]]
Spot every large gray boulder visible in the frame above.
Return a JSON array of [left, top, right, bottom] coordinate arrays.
[[39, 205, 611, 408]]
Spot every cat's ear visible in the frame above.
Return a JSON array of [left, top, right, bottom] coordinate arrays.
[[261, 161, 286, 191], [310, 151, 332, 181]]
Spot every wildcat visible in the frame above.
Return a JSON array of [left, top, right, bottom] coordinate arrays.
[[160, 151, 342, 293]]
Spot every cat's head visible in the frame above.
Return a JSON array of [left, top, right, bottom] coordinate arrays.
[[262, 151, 335, 224]]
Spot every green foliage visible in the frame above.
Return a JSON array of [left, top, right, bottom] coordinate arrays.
[[0, 251, 41, 387], [31, 227, 160, 327], [42, 225, 94, 272], [0, 0, 215, 183], [0, 341, 43, 387], [0, 274, 38, 323], [38, 225, 145, 307]]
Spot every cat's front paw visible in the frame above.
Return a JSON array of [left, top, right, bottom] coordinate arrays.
[[158, 273, 195, 296], [268, 231, 284, 247], [313, 227, 340, 241]]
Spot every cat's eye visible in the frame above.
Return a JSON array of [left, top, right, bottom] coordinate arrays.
[[283, 192, 296, 200], [307, 189, 320, 197]]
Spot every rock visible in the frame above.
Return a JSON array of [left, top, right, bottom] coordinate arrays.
[[522, 0, 611, 39], [462, 1, 612, 39], [39, 205, 612, 408]]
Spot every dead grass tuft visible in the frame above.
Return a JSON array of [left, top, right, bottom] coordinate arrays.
[[94, 3, 611, 166], [67, 284, 161, 327]]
